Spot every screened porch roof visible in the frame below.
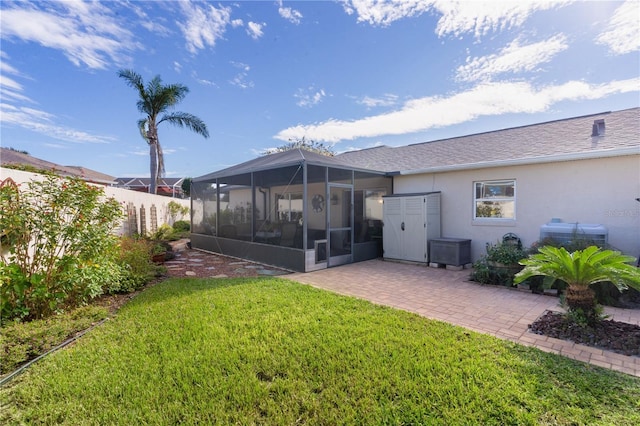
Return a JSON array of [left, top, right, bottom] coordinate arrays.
[[193, 148, 386, 182]]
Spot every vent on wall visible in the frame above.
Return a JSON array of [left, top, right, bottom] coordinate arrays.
[[591, 119, 605, 137]]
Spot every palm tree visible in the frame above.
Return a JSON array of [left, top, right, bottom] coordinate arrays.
[[118, 69, 209, 194], [514, 246, 640, 324]]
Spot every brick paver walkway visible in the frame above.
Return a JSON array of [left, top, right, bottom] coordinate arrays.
[[287, 259, 640, 377]]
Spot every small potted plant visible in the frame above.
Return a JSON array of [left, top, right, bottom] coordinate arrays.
[[471, 240, 527, 287], [486, 241, 527, 271], [151, 242, 170, 263]]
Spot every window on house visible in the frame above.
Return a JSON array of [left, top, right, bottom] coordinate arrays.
[[353, 189, 386, 243], [474, 180, 515, 220], [276, 192, 303, 223]]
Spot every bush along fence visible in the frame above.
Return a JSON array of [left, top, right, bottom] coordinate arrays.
[[0, 167, 190, 238], [0, 172, 176, 323]]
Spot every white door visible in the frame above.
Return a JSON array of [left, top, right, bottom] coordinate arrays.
[[383, 196, 427, 262], [382, 197, 403, 259], [402, 196, 427, 262]]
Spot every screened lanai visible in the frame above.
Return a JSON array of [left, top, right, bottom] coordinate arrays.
[[191, 149, 391, 272]]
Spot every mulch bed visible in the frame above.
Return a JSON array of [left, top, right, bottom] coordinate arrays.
[[530, 311, 640, 357]]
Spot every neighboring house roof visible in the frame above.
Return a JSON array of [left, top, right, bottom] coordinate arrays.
[[114, 177, 185, 187], [114, 177, 185, 195], [0, 147, 116, 184], [194, 148, 376, 182], [337, 107, 639, 174]]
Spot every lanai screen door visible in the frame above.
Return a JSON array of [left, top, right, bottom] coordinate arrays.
[[327, 184, 353, 266]]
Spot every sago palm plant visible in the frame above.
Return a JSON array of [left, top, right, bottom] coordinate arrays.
[[514, 246, 640, 324]]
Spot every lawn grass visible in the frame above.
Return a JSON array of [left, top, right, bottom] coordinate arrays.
[[2, 277, 639, 425]]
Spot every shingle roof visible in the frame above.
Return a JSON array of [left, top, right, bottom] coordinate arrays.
[[0, 148, 116, 184], [194, 148, 373, 182], [337, 108, 639, 173]]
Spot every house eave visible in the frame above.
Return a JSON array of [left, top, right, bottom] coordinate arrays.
[[398, 147, 639, 176]]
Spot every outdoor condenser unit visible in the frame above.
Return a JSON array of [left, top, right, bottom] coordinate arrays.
[[539, 219, 608, 247]]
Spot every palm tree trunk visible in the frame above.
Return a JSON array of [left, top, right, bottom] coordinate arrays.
[[149, 142, 157, 194], [147, 121, 159, 195], [565, 284, 597, 324]]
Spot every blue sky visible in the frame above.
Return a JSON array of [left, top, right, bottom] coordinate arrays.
[[1, 0, 638, 179]]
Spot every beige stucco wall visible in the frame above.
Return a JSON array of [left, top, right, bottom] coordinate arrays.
[[392, 155, 640, 261], [1, 167, 190, 236]]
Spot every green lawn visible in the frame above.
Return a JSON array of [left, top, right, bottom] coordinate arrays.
[[2, 277, 639, 425]]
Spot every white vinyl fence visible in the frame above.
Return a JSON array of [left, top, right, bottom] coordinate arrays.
[[1, 167, 190, 237]]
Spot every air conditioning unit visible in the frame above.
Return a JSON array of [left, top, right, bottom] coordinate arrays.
[[539, 220, 608, 247]]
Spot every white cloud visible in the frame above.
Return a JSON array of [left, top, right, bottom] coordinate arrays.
[[190, 70, 218, 87], [0, 56, 113, 143], [0, 57, 20, 76], [173, 61, 183, 73], [0, 2, 138, 69], [433, 1, 570, 38], [177, 1, 232, 53], [341, 0, 432, 26], [456, 34, 568, 82], [43, 143, 69, 149], [278, 1, 303, 24], [246, 21, 266, 39], [231, 19, 244, 28], [126, 1, 171, 36], [195, 77, 218, 87], [358, 94, 399, 108], [0, 73, 23, 92], [295, 86, 327, 108], [341, 0, 570, 39], [229, 75, 254, 89], [596, 0, 640, 55], [0, 87, 33, 103], [0, 56, 33, 104], [1, 103, 115, 144], [275, 77, 639, 142], [230, 61, 250, 72], [229, 61, 253, 89]]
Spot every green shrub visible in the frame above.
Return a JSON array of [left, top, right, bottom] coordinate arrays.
[[172, 220, 190, 232], [471, 241, 527, 286], [104, 237, 159, 294], [167, 201, 189, 223], [0, 176, 122, 322], [150, 224, 179, 241]]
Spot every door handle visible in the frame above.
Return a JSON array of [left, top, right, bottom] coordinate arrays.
[[401, 222, 405, 231]]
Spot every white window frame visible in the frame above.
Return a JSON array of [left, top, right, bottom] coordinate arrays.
[[473, 179, 516, 221], [276, 192, 303, 222]]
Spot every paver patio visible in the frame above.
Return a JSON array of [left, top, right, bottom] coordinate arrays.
[[287, 259, 640, 377]]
